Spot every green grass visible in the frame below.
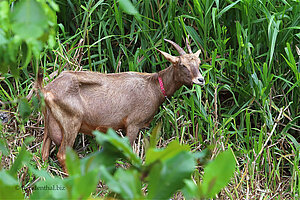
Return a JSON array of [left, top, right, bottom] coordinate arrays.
[[1, 0, 299, 199]]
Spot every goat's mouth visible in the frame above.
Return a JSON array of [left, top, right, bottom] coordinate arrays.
[[192, 77, 205, 86]]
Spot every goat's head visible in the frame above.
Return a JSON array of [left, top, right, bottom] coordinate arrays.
[[157, 38, 205, 86]]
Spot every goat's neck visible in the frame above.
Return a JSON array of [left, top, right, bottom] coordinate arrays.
[[158, 65, 182, 99]]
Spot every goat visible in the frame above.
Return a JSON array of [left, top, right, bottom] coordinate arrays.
[[38, 39, 205, 172]]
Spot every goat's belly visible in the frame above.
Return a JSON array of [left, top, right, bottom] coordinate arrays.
[[80, 121, 125, 135]]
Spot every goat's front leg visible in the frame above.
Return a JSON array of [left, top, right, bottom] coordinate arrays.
[[126, 125, 140, 146]]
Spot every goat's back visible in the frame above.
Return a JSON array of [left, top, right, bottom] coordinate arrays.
[[43, 71, 162, 132]]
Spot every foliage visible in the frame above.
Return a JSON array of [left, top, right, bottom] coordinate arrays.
[[183, 149, 236, 199], [0, 129, 236, 199], [0, 137, 32, 199], [0, 0, 57, 77]]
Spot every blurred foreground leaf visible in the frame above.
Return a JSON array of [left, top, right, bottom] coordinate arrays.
[[201, 149, 236, 198], [146, 141, 195, 199], [12, 0, 48, 40], [0, 138, 9, 156], [0, 170, 24, 199], [94, 129, 141, 167]]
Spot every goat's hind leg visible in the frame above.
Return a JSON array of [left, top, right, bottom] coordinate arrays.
[[48, 100, 83, 173], [41, 126, 51, 161], [41, 109, 51, 161], [44, 91, 83, 173], [42, 109, 63, 161], [56, 115, 82, 173]]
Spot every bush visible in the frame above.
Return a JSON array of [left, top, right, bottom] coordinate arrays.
[[0, 128, 236, 199]]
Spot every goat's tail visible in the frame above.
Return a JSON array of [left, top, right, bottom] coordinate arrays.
[[35, 67, 46, 113], [36, 68, 43, 91], [36, 68, 51, 160]]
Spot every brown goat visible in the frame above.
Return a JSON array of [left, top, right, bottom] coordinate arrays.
[[38, 39, 205, 172]]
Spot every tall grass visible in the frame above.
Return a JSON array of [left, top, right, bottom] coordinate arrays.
[[1, 0, 299, 198]]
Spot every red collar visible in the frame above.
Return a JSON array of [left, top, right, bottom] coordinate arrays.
[[158, 76, 167, 98]]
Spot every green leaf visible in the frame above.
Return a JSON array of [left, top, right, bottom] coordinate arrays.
[[30, 175, 67, 199], [28, 165, 53, 180], [65, 169, 100, 200], [217, 0, 241, 19], [29, 166, 67, 199], [147, 151, 195, 199], [268, 19, 280, 66], [93, 129, 141, 167], [192, 0, 202, 15], [283, 43, 299, 82], [0, 62, 9, 74], [31, 95, 40, 111], [0, 28, 8, 46], [145, 140, 190, 165], [11, 0, 48, 40], [9, 145, 32, 176], [99, 166, 143, 198], [0, 1, 10, 32], [182, 179, 199, 199], [18, 97, 32, 119], [0, 170, 24, 199], [113, 168, 142, 199], [185, 26, 204, 50], [286, 134, 300, 151], [0, 170, 19, 186], [65, 147, 81, 176], [9, 62, 20, 77], [99, 165, 122, 194], [0, 139, 9, 156], [20, 42, 32, 69], [149, 122, 162, 148], [118, 0, 141, 21], [24, 136, 35, 145], [201, 149, 236, 198], [81, 150, 117, 174]]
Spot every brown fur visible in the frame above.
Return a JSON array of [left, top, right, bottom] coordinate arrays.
[[38, 39, 205, 172]]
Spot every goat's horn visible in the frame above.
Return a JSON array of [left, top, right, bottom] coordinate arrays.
[[164, 39, 186, 55], [185, 36, 192, 54], [194, 49, 201, 57]]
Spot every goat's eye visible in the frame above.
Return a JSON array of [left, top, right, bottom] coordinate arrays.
[[179, 64, 186, 68]]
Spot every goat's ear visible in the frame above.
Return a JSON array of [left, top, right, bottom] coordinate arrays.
[[156, 48, 179, 64], [194, 49, 201, 57]]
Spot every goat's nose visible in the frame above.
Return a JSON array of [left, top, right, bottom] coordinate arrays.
[[198, 77, 205, 84]]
